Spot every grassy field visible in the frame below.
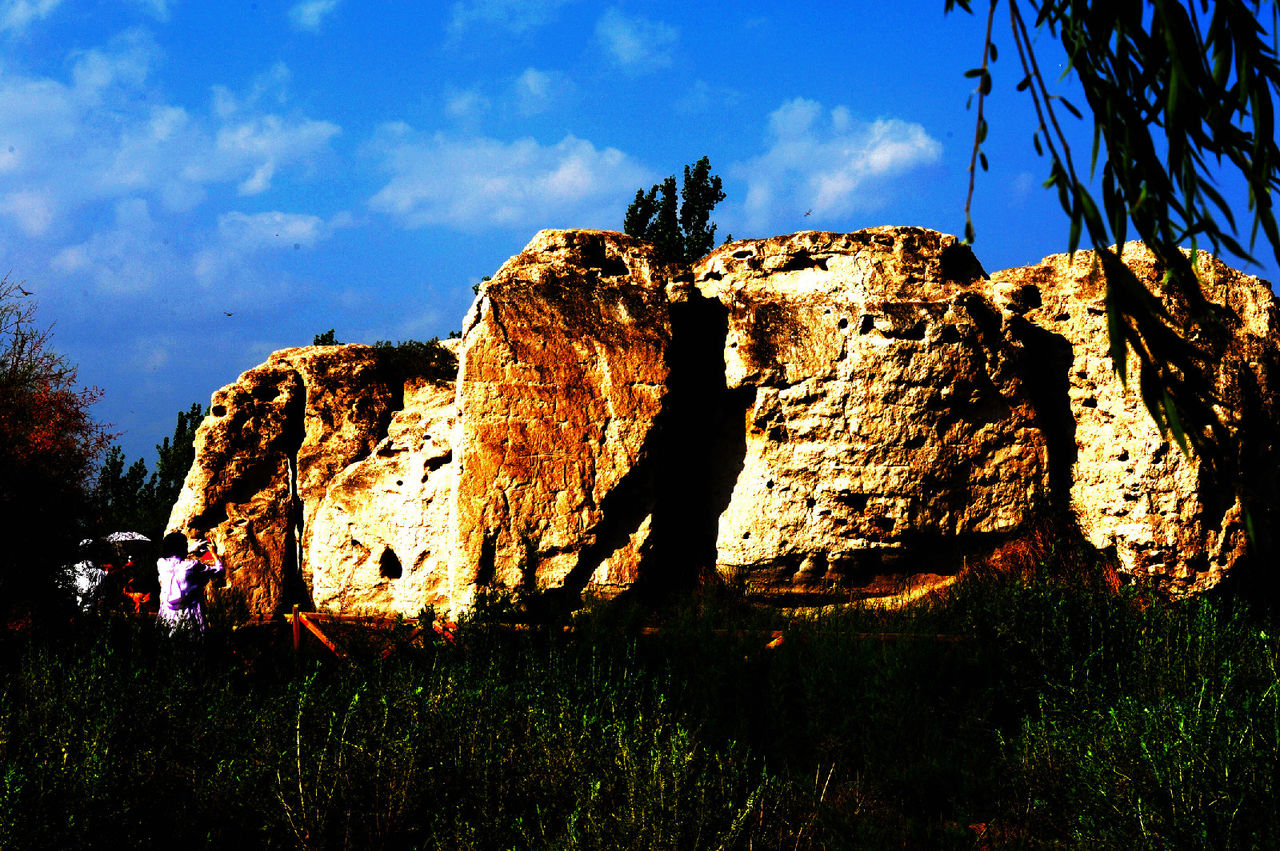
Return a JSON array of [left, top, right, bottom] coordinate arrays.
[[2, 555, 1278, 849]]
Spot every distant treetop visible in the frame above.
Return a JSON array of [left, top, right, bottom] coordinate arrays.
[[624, 156, 726, 264]]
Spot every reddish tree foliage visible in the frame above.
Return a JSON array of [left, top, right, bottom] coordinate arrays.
[[0, 276, 111, 612]]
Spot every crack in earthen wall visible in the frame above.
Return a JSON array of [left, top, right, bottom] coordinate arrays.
[[279, 375, 311, 613], [637, 290, 750, 595], [553, 286, 749, 603]]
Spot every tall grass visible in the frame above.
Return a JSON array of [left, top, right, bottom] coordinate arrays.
[[1, 562, 1278, 848]]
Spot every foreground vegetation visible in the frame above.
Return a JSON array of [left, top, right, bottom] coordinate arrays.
[[2, 559, 1278, 849]]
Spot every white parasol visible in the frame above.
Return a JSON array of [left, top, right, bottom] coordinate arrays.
[[105, 531, 151, 543]]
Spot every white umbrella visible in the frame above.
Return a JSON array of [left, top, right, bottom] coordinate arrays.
[[105, 531, 151, 543]]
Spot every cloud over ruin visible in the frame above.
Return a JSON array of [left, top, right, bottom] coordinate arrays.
[[736, 98, 942, 232], [366, 124, 650, 231]]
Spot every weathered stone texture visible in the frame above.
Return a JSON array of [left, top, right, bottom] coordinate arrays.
[[168, 345, 395, 613], [308, 380, 456, 615], [170, 228, 1280, 615], [993, 244, 1280, 595], [694, 228, 1054, 595], [447, 229, 671, 605]]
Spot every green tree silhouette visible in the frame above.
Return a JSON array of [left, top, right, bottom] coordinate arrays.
[[624, 157, 726, 263]]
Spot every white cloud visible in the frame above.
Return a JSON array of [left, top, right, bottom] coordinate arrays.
[[444, 71, 571, 125], [237, 161, 276, 196], [289, 0, 340, 33], [366, 124, 650, 231], [0, 41, 344, 302], [674, 79, 740, 115], [447, 0, 572, 37], [513, 67, 567, 116], [596, 8, 677, 73], [736, 98, 942, 231], [1010, 170, 1036, 205], [217, 210, 329, 251], [0, 46, 340, 234], [193, 209, 351, 283], [0, 0, 63, 34], [209, 114, 341, 194], [50, 198, 183, 294], [210, 62, 292, 118], [70, 39, 152, 96], [445, 87, 490, 124], [0, 188, 53, 236]]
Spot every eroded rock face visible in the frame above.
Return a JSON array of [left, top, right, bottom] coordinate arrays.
[[168, 345, 395, 613], [308, 379, 456, 615], [171, 227, 1280, 615], [447, 229, 672, 607], [693, 228, 1056, 597], [993, 245, 1280, 595]]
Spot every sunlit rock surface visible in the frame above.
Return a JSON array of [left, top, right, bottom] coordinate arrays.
[[694, 228, 1054, 598], [446, 230, 672, 608], [308, 379, 457, 615], [168, 345, 394, 613], [171, 228, 1280, 615], [993, 244, 1280, 596]]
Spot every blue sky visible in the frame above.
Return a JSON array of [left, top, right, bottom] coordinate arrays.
[[2, 0, 1275, 465]]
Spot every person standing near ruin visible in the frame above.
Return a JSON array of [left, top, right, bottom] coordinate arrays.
[[156, 532, 224, 632]]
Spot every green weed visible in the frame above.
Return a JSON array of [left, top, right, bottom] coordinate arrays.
[[0, 564, 1277, 848]]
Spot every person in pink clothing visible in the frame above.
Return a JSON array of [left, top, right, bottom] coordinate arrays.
[[156, 532, 224, 632]]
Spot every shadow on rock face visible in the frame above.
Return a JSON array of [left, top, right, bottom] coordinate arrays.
[[556, 287, 750, 608]]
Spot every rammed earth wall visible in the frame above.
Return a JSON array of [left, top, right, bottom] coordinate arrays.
[[169, 227, 1280, 615]]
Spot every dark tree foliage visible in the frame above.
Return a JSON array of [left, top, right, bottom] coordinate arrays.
[[680, 157, 728, 261], [0, 277, 111, 611], [624, 157, 726, 263], [649, 175, 684, 262], [312, 329, 339, 346], [950, 0, 1280, 465], [372, 337, 458, 384], [151, 403, 203, 511], [92, 447, 150, 533], [623, 185, 660, 245], [91, 402, 204, 544]]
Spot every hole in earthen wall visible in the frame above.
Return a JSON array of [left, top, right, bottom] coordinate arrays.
[[189, 503, 229, 536], [638, 290, 751, 597], [940, 241, 988, 284], [580, 237, 630, 277], [777, 250, 828, 272], [375, 378, 406, 444], [475, 536, 497, 588], [424, 450, 452, 475], [519, 535, 540, 593], [379, 548, 402, 580], [251, 384, 280, 402]]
